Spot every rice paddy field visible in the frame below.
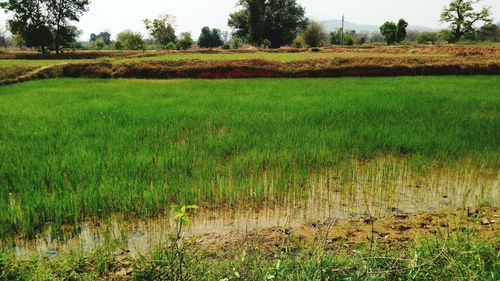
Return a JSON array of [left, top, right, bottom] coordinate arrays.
[[0, 46, 499, 279], [0, 76, 499, 238]]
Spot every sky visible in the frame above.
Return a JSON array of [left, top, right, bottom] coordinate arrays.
[[1, 0, 499, 40]]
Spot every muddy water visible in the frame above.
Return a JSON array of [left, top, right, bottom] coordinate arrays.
[[4, 167, 499, 258]]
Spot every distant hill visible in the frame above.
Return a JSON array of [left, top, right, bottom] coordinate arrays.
[[320, 19, 437, 33]]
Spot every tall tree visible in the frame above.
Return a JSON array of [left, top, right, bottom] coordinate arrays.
[[0, 0, 88, 53], [380, 21, 398, 45], [1, 0, 51, 53], [198, 26, 223, 49], [440, 0, 492, 41], [302, 20, 327, 47], [396, 19, 408, 42], [144, 14, 177, 48], [228, 0, 307, 48], [46, 0, 89, 53]]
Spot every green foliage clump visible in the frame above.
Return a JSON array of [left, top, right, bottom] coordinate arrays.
[[116, 30, 145, 50], [198, 26, 224, 49], [228, 0, 308, 48], [302, 20, 328, 47], [144, 14, 177, 49], [176, 32, 194, 50]]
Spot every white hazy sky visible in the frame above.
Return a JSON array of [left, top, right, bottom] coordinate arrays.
[[1, 0, 499, 40]]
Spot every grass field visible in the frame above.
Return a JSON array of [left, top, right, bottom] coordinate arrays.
[[0, 76, 500, 238], [0, 76, 499, 238], [0, 49, 467, 67]]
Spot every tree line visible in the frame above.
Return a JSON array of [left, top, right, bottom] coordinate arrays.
[[0, 0, 498, 53]]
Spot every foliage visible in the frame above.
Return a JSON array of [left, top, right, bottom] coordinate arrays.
[[380, 21, 398, 45], [116, 30, 145, 50], [0, 0, 89, 53], [440, 0, 493, 41], [112, 40, 124, 50], [476, 23, 498, 41], [396, 19, 408, 42], [228, 0, 308, 47], [417, 32, 439, 44], [329, 29, 355, 45], [302, 20, 327, 47], [144, 14, 177, 49], [176, 32, 193, 50], [198, 26, 224, 49], [261, 38, 271, 48], [231, 36, 243, 49], [90, 32, 111, 45]]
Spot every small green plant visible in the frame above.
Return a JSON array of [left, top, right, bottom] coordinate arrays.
[[261, 39, 271, 49]]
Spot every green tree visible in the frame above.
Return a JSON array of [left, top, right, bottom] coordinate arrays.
[[417, 32, 438, 44], [176, 32, 193, 50], [46, 0, 89, 53], [144, 14, 176, 49], [396, 19, 408, 42], [302, 20, 327, 47], [380, 21, 398, 45], [228, 0, 307, 48], [329, 28, 355, 45], [476, 23, 498, 41], [198, 26, 223, 49], [440, 0, 492, 41], [90, 32, 111, 45], [116, 30, 145, 50], [1, 0, 52, 53], [0, 0, 88, 53]]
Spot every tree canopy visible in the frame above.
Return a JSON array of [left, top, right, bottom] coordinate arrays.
[[198, 26, 224, 49], [380, 19, 408, 45], [144, 14, 177, 49], [302, 20, 327, 47], [228, 0, 308, 48], [441, 0, 492, 41], [0, 0, 88, 53]]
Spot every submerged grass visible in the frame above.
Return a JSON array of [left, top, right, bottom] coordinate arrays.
[[0, 76, 499, 237]]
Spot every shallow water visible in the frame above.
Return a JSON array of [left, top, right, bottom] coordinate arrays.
[[4, 166, 499, 258]]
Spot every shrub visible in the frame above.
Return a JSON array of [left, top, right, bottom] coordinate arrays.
[[302, 20, 327, 47], [292, 37, 303, 48], [112, 41, 124, 50], [261, 39, 271, 49], [167, 41, 177, 50], [222, 44, 230, 50], [176, 32, 194, 50], [417, 32, 438, 44], [231, 37, 242, 49]]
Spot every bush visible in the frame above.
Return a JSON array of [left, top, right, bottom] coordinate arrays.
[[166, 41, 177, 50], [222, 44, 230, 50], [116, 31, 146, 50], [302, 20, 328, 47], [231, 37, 242, 49], [438, 29, 455, 43], [261, 39, 271, 49], [177, 32, 194, 50], [112, 41, 124, 50], [417, 32, 438, 44], [292, 37, 303, 48]]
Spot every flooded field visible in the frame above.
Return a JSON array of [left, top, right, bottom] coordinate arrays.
[[5, 164, 498, 259]]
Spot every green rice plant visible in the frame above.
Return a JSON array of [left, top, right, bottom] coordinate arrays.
[[0, 76, 498, 237]]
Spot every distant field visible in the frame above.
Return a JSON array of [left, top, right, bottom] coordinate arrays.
[[0, 76, 498, 237], [0, 59, 76, 67], [0, 48, 461, 67]]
